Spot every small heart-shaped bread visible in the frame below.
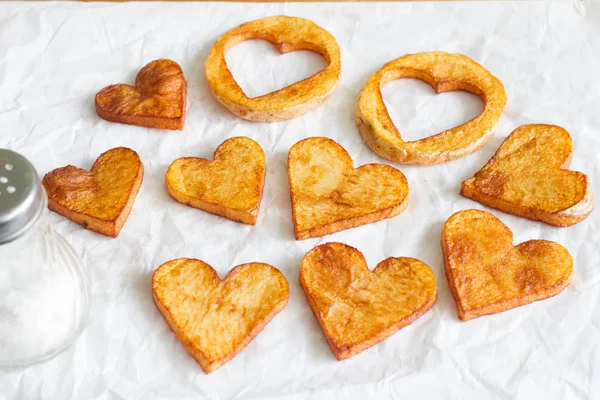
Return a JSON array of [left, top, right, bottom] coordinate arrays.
[[300, 242, 436, 360], [442, 209, 573, 321], [288, 137, 409, 239], [95, 59, 187, 130], [461, 124, 593, 226], [166, 137, 265, 225], [152, 258, 289, 374], [42, 147, 143, 237]]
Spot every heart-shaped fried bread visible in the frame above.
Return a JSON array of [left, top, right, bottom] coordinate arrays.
[[461, 124, 592, 226], [356, 52, 506, 165], [95, 59, 187, 130], [152, 258, 289, 373], [42, 147, 143, 237], [205, 16, 340, 122], [442, 209, 573, 321], [288, 137, 409, 239], [166, 137, 265, 225], [300, 242, 436, 360]]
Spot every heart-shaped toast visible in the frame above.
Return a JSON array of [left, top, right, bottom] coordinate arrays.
[[165, 137, 265, 225], [288, 137, 409, 239], [95, 59, 187, 130], [42, 147, 143, 237], [442, 209, 573, 321], [461, 124, 593, 226], [205, 16, 340, 122], [152, 258, 289, 373], [300, 242, 436, 360], [356, 52, 506, 165]]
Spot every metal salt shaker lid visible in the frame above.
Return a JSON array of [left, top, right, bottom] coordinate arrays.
[[0, 149, 46, 245]]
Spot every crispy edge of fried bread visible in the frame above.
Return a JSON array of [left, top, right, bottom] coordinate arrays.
[[165, 137, 266, 225], [43, 148, 144, 238], [300, 243, 436, 359], [292, 197, 409, 240], [441, 209, 573, 321], [152, 259, 289, 373], [95, 98, 186, 130], [461, 124, 593, 227], [461, 178, 593, 227]]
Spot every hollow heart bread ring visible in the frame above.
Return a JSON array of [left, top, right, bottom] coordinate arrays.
[[356, 52, 507, 165], [205, 16, 341, 122]]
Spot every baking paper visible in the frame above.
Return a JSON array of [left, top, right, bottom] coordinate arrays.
[[0, 1, 599, 398]]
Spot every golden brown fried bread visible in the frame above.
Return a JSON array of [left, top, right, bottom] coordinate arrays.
[[205, 16, 340, 122], [165, 137, 265, 225], [442, 209, 573, 321], [42, 147, 143, 237], [96, 59, 187, 130], [152, 258, 289, 374], [461, 124, 593, 226], [300, 242, 436, 360], [288, 137, 409, 240], [356, 52, 506, 165]]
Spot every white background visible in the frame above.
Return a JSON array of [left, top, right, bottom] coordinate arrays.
[[1, 1, 599, 399]]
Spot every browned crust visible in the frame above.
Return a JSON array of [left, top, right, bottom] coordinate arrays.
[[460, 179, 592, 227], [355, 52, 506, 165], [441, 210, 573, 321], [166, 183, 260, 225], [95, 99, 186, 130], [95, 59, 187, 130], [460, 124, 593, 227], [205, 16, 341, 122], [165, 137, 265, 225], [300, 243, 436, 360], [291, 192, 409, 240], [302, 278, 435, 360], [152, 260, 289, 373], [43, 148, 144, 238]]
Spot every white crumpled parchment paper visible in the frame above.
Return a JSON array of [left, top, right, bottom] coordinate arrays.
[[1, 1, 599, 399]]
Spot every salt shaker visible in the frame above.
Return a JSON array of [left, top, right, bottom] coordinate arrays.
[[0, 149, 89, 367]]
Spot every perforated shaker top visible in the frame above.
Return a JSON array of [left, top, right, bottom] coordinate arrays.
[[0, 149, 46, 244]]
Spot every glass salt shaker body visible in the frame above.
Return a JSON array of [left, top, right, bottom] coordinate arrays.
[[0, 149, 89, 367]]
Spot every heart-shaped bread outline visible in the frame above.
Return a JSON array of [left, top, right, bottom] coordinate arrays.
[[355, 52, 507, 165], [442, 209, 573, 321], [288, 137, 409, 240], [42, 147, 143, 238], [205, 15, 341, 122], [300, 242, 437, 360], [461, 124, 593, 226], [152, 258, 289, 374], [165, 137, 265, 225], [95, 59, 187, 130]]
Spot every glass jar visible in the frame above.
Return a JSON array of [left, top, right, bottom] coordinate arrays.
[[0, 149, 89, 367]]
